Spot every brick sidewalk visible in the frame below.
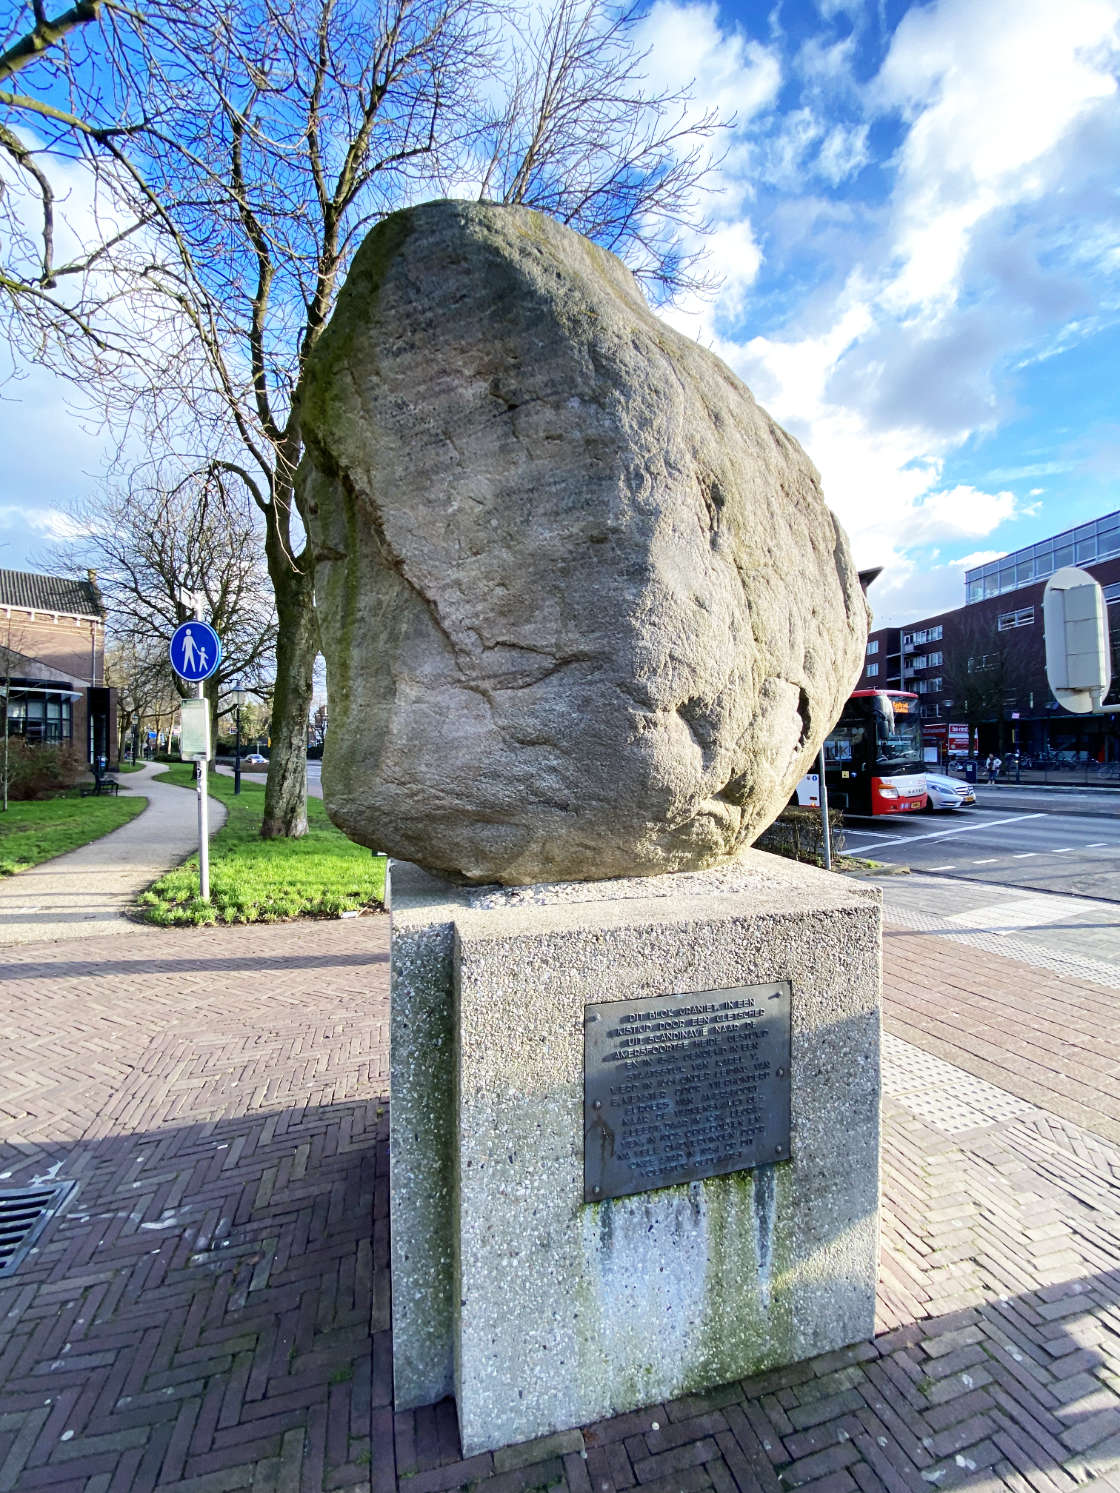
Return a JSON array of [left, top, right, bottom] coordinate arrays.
[[0, 918, 1118, 1492]]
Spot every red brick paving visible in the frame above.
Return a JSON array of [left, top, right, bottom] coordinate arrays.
[[0, 915, 1118, 1491], [882, 929, 1120, 1145]]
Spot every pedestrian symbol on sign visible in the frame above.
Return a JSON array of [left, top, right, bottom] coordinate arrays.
[[169, 620, 222, 682]]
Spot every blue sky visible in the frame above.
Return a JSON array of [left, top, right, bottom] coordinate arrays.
[[2, 0, 1119, 629], [641, 0, 1120, 623]]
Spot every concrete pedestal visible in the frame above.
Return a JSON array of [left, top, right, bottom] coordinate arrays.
[[388, 852, 882, 1457]]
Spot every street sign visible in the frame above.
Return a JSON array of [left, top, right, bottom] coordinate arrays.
[[169, 617, 220, 904], [169, 620, 222, 682]]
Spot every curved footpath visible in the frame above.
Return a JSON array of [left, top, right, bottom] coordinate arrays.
[[0, 761, 227, 946]]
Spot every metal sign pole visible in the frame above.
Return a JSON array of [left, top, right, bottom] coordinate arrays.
[[197, 679, 210, 902], [169, 610, 221, 906], [818, 745, 833, 871], [192, 599, 210, 904]]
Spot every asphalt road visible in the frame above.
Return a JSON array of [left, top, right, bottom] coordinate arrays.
[[840, 796, 1120, 970], [842, 802, 1120, 901]]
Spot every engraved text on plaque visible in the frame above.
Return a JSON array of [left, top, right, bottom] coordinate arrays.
[[583, 983, 791, 1202]]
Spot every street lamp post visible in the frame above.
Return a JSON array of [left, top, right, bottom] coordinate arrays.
[[233, 691, 245, 795]]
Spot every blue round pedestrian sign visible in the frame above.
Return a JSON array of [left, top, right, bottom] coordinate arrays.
[[169, 620, 222, 682]]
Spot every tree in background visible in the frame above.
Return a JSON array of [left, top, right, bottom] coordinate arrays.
[[56, 469, 276, 742], [942, 615, 1038, 755], [5, 0, 725, 838], [105, 638, 180, 760], [309, 703, 327, 749]]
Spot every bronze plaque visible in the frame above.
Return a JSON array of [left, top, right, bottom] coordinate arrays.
[[583, 983, 791, 1202]]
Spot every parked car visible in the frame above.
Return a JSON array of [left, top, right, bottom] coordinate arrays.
[[925, 772, 977, 811], [242, 752, 268, 765]]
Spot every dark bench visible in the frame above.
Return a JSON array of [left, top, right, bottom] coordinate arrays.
[[80, 777, 121, 797]]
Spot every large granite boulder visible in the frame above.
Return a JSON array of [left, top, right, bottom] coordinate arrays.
[[300, 200, 868, 885]]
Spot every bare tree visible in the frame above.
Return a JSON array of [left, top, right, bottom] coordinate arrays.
[[7, 0, 726, 838], [105, 636, 179, 759], [476, 0, 722, 299], [309, 701, 327, 748], [54, 469, 276, 742], [942, 615, 1037, 754], [0, 0, 163, 360]]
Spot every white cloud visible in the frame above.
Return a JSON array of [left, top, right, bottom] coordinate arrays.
[[865, 557, 968, 627], [649, 0, 1120, 602], [817, 123, 870, 185], [877, 0, 1120, 314], [0, 505, 92, 542], [636, 1, 782, 130]]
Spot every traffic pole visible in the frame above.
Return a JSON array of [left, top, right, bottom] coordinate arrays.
[[818, 744, 833, 871], [197, 685, 211, 903]]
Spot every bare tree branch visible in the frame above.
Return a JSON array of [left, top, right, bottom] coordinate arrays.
[[0, 0, 103, 84], [4, 0, 729, 836]]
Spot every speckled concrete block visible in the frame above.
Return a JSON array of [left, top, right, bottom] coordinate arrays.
[[388, 853, 882, 1455]]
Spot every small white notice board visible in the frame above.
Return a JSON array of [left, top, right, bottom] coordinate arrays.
[[179, 698, 211, 761]]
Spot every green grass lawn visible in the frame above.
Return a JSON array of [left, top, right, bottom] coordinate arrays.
[[0, 793, 147, 875], [139, 766, 386, 926]]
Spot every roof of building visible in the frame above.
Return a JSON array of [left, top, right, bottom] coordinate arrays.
[[0, 643, 81, 686], [0, 569, 103, 619]]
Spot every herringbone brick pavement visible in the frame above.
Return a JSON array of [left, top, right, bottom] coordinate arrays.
[[0, 915, 1118, 1492], [0, 922, 390, 1493]]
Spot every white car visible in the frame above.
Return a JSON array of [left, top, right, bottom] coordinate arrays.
[[925, 772, 977, 811]]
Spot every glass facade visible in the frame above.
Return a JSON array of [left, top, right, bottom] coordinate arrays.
[[5, 692, 74, 742], [965, 512, 1120, 604]]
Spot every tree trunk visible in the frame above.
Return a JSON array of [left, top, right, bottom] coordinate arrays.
[[262, 544, 317, 839], [206, 676, 221, 750]]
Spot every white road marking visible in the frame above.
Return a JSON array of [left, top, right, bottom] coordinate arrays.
[[1012, 853, 1036, 858], [927, 865, 956, 871], [1087, 842, 1107, 848], [843, 812, 1045, 852], [972, 858, 998, 865], [1051, 848, 1073, 854]]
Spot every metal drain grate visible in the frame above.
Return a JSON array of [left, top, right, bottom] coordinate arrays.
[[0, 1183, 74, 1276]]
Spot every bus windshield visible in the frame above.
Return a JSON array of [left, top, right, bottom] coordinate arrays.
[[874, 703, 923, 768]]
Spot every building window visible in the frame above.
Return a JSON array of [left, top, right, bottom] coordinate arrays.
[[928, 626, 942, 642], [1099, 517, 1120, 558], [998, 607, 1034, 631], [866, 663, 879, 678], [968, 654, 996, 673], [866, 640, 879, 656], [4, 693, 73, 742]]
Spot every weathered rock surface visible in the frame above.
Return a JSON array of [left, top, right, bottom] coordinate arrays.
[[300, 200, 868, 885]]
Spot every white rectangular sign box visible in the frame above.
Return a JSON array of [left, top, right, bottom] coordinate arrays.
[[179, 698, 211, 760]]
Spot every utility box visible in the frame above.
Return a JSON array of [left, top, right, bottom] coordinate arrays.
[[1043, 565, 1111, 714]]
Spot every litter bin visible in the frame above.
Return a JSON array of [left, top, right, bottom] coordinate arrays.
[[964, 759, 977, 784]]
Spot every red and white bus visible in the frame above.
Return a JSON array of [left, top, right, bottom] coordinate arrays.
[[793, 690, 927, 816]]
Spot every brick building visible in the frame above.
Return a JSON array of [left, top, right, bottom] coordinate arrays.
[[857, 512, 1120, 763], [0, 569, 116, 765]]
